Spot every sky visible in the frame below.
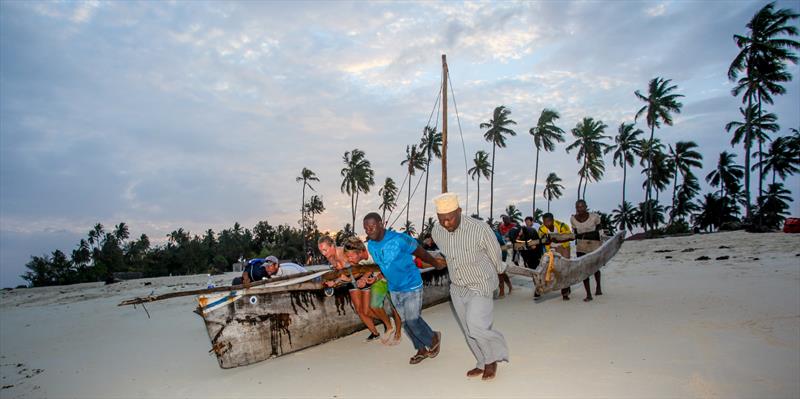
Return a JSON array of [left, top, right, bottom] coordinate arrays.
[[1, 0, 799, 288]]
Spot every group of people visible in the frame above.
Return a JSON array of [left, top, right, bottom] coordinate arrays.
[[234, 196, 605, 381], [492, 199, 605, 302], [312, 193, 508, 381]]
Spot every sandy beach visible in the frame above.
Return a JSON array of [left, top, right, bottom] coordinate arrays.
[[1, 230, 798, 398]]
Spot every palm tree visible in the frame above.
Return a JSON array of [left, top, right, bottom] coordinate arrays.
[[340, 149, 375, 232], [419, 126, 442, 229], [725, 105, 780, 213], [755, 182, 793, 229], [706, 151, 745, 197], [634, 77, 684, 202], [468, 150, 492, 218], [113, 222, 129, 242], [611, 201, 637, 232], [400, 144, 426, 227], [529, 109, 565, 214], [378, 177, 399, 223], [531, 208, 544, 224], [401, 220, 416, 237], [542, 172, 564, 212], [504, 204, 523, 224], [753, 136, 800, 185], [728, 3, 799, 212], [304, 195, 325, 225], [609, 122, 643, 213], [566, 117, 610, 199], [480, 105, 517, 220], [670, 174, 701, 222], [641, 148, 674, 203], [668, 141, 703, 223], [296, 167, 319, 255], [637, 199, 666, 231]]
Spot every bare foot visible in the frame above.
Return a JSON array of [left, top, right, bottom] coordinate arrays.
[[583, 296, 593, 302], [466, 368, 483, 378], [482, 362, 497, 381], [380, 329, 394, 345]]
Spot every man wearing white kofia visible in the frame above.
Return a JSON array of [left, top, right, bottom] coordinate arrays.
[[430, 192, 509, 381]]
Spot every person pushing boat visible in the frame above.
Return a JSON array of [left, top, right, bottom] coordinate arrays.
[[431, 193, 509, 381], [362, 212, 444, 364], [317, 235, 396, 342], [341, 237, 403, 345]]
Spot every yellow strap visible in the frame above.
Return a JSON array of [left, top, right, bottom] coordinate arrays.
[[544, 249, 556, 283]]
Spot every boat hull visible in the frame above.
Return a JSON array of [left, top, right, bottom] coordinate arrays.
[[198, 268, 450, 369]]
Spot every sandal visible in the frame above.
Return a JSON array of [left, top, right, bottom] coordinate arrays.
[[428, 331, 441, 358], [409, 351, 429, 365]]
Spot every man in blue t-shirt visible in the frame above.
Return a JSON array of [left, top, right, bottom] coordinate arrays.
[[362, 212, 446, 365]]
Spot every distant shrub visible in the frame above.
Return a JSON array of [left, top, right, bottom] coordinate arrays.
[[663, 221, 691, 235]]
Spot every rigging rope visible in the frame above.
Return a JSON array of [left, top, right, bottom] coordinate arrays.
[[385, 82, 442, 225], [447, 73, 470, 215]]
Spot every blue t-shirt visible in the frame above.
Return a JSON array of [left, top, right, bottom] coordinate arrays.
[[367, 230, 422, 292]]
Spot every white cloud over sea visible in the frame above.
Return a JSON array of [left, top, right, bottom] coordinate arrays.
[[1, 1, 799, 287]]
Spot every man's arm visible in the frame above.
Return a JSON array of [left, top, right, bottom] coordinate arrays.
[[482, 225, 507, 274], [412, 245, 446, 269], [242, 271, 251, 288]]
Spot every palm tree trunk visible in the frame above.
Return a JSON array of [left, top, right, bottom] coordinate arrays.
[[532, 147, 540, 215], [670, 164, 678, 224], [744, 96, 752, 220], [621, 162, 628, 230], [547, 197, 551, 213], [646, 125, 655, 203], [301, 182, 307, 258], [490, 143, 496, 221], [577, 175, 583, 200], [582, 177, 588, 200], [476, 178, 481, 218], [422, 156, 431, 231], [350, 192, 356, 233], [757, 95, 764, 200], [622, 162, 627, 219], [354, 191, 360, 234], [406, 172, 412, 227]]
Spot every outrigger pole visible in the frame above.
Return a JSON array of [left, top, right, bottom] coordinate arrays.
[[441, 54, 448, 194]]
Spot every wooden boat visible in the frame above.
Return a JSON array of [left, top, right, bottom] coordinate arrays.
[[196, 265, 450, 369], [505, 232, 625, 295]]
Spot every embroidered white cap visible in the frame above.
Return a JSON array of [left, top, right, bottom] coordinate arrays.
[[433, 192, 460, 214]]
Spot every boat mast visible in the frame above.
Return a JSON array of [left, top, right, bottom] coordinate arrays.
[[441, 54, 448, 193]]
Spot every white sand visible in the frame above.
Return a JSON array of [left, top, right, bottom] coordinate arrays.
[[1, 231, 798, 398]]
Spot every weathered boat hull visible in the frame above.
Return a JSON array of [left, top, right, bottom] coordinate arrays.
[[197, 268, 450, 369]]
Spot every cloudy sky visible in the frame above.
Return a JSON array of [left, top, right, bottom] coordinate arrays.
[[1, 1, 798, 287]]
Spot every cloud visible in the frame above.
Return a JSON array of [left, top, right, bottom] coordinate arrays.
[[1, 0, 799, 287]]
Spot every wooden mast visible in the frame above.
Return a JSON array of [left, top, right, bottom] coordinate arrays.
[[441, 54, 448, 193]]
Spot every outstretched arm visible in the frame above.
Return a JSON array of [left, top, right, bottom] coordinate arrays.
[[413, 245, 447, 269]]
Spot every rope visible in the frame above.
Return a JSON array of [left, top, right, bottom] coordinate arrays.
[[447, 73, 470, 214], [544, 249, 556, 283], [386, 83, 442, 225]]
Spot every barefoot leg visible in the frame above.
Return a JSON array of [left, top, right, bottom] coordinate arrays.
[[583, 278, 593, 302], [595, 270, 602, 295], [350, 289, 378, 335]]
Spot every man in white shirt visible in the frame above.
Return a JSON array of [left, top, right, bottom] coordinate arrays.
[[264, 255, 308, 278]]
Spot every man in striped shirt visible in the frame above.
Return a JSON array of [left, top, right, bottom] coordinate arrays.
[[431, 193, 509, 381]]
